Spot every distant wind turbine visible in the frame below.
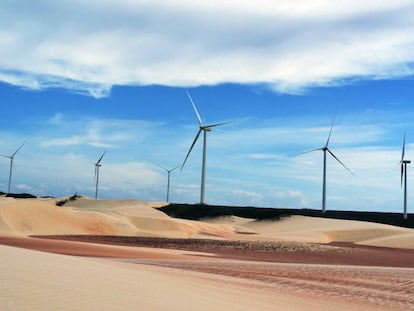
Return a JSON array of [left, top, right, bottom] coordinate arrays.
[[300, 115, 354, 213], [1, 141, 26, 194], [94, 150, 106, 200], [181, 90, 233, 205], [154, 163, 180, 202], [400, 133, 410, 220]]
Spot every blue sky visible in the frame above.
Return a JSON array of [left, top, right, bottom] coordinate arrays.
[[1, 1, 414, 213]]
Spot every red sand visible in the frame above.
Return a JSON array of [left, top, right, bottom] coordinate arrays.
[[2, 235, 414, 268]]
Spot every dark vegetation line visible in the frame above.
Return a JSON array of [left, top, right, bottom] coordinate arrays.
[[33, 235, 345, 253], [160, 203, 414, 229], [0, 192, 37, 199]]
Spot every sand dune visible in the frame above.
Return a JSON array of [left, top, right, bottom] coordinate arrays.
[[0, 197, 235, 238], [1, 197, 413, 248], [209, 215, 414, 249]]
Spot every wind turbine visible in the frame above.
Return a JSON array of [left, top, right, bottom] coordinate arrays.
[[300, 115, 353, 213], [181, 90, 232, 205], [1, 141, 26, 194], [154, 163, 180, 202], [94, 150, 106, 200], [400, 133, 410, 220]]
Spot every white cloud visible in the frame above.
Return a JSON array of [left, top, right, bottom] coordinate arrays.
[[41, 117, 157, 148], [15, 183, 35, 192], [227, 189, 264, 206], [1, 1, 414, 96]]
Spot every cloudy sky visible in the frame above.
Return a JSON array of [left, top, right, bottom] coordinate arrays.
[[1, 1, 414, 213]]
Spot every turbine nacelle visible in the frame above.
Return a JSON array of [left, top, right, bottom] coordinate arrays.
[[201, 126, 213, 132]]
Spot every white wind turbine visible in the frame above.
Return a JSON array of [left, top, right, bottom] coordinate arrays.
[[1, 141, 26, 194], [181, 90, 232, 205], [400, 133, 410, 220], [300, 116, 354, 213], [94, 150, 106, 200], [154, 164, 180, 202]]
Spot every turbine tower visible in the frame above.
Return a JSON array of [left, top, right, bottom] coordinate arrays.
[[181, 90, 232, 205], [155, 164, 180, 202], [94, 150, 106, 200], [300, 115, 353, 213], [400, 133, 410, 220], [1, 141, 26, 194]]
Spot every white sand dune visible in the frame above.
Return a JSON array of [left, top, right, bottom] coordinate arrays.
[[0, 197, 234, 238], [1, 197, 413, 249], [208, 215, 414, 249]]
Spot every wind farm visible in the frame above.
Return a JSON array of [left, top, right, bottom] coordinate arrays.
[[2, 2, 414, 310], [1, 107, 414, 311], [1, 89, 413, 311]]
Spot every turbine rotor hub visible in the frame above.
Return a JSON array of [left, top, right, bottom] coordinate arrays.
[[200, 126, 212, 131]]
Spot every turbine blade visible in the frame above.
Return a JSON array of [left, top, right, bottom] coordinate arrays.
[[204, 120, 235, 128], [170, 165, 181, 172], [401, 133, 406, 162], [12, 140, 26, 157], [296, 147, 324, 156], [153, 162, 168, 172], [401, 163, 404, 188], [186, 90, 203, 126], [325, 113, 336, 147], [96, 150, 106, 165], [327, 149, 355, 176], [181, 129, 202, 171]]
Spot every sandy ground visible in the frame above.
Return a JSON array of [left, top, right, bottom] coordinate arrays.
[[1, 197, 414, 310]]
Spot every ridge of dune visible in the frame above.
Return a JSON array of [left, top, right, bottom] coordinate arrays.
[[0, 198, 130, 236], [0, 197, 236, 239]]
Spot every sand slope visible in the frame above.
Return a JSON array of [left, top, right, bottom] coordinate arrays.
[[0, 244, 333, 311], [2, 244, 412, 311], [0, 197, 234, 238], [4, 244, 409, 311]]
